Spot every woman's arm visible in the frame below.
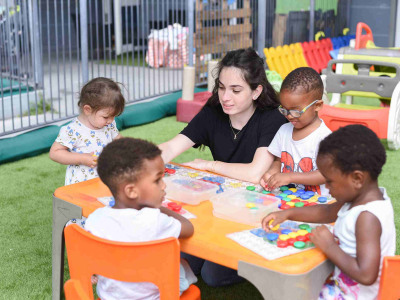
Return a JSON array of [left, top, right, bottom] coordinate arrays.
[[49, 142, 97, 167], [158, 134, 195, 164], [184, 147, 274, 184]]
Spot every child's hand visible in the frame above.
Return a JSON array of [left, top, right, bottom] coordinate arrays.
[[260, 172, 273, 189], [261, 211, 288, 232], [309, 225, 336, 253], [265, 173, 291, 190], [81, 152, 98, 168], [182, 159, 212, 171]]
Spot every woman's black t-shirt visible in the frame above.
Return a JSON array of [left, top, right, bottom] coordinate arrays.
[[180, 105, 287, 163]]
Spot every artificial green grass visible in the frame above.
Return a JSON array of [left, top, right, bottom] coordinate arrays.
[[0, 115, 398, 299]]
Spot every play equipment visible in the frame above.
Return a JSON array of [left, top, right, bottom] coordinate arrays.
[[355, 22, 374, 50], [176, 91, 211, 123], [264, 36, 353, 78], [64, 224, 201, 300], [320, 59, 400, 150], [378, 256, 400, 299]]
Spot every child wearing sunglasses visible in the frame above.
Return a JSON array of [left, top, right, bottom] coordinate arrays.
[[261, 67, 331, 195]]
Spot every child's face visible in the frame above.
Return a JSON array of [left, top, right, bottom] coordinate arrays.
[[218, 67, 261, 117], [279, 90, 322, 130], [317, 154, 355, 203], [133, 156, 166, 209], [84, 106, 115, 130]]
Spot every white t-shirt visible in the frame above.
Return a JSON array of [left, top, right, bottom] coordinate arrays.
[[85, 206, 193, 300], [268, 120, 332, 195], [55, 117, 119, 185], [319, 187, 396, 300]]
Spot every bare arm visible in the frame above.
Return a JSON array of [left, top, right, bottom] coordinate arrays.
[[261, 201, 343, 231], [260, 156, 281, 187], [311, 211, 381, 285], [158, 134, 195, 164], [184, 147, 274, 184], [49, 142, 97, 167], [160, 206, 194, 238], [264, 170, 325, 191]]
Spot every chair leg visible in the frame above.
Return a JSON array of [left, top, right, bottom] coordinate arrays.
[[52, 197, 82, 300]]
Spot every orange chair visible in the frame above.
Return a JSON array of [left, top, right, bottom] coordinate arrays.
[[378, 256, 400, 300], [64, 224, 201, 300]]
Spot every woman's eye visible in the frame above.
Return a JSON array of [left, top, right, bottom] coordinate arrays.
[[233, 90, 240, 94]]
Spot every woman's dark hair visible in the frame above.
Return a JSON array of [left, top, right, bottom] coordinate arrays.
[[78, 77, 125, 116], [206, 48, 279, 110]]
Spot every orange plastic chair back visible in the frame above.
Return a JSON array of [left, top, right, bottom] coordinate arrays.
[[378, 256, 400, 300], [355, 22, 374, 50], [64, 224, 200, 300]]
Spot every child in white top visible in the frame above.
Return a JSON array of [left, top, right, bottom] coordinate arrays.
[[261, 67, 331, 194], [85, 138, 197, 299], [262, 125, 396, 300], [49, 77, 125, 185]]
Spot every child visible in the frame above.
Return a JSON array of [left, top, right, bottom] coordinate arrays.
[[49, 77, 125, 185], [262, 125, 396, 299], [85, 138, 197, 299], [261, 67, 331, 194]]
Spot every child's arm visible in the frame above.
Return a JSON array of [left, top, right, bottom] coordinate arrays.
[[49, 142, 97, 168], [311, 211, 382, 285], [184, 147, 275, 184], [160, 206, 194, 239], [261, 201, 343, 231], [260, 156, 281, 187], [265, 170, 325, 191]]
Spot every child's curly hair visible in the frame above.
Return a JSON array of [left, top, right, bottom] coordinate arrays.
[[97, 138, 162, 195], [318, 125, 386, 180]]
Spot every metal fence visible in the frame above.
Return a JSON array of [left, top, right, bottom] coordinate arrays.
[[0, 0, 350, 137]]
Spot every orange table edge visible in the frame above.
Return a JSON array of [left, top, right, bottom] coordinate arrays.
[[52, 177, 333, 300]]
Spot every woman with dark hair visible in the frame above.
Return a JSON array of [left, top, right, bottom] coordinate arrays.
[[158, 49, 286, 288], [159, 48, 286, 183]]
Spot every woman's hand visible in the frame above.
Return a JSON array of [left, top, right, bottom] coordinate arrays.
[[182, 159, 213, 171]]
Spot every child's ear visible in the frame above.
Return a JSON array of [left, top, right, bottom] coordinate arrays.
[[351, 170, 365, 189], [83, 105, 93, 115], [314, 100, 324, 112], [124, 183, 138, 199]]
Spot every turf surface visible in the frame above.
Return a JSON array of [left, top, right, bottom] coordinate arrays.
[[0, 115, 398, 299]]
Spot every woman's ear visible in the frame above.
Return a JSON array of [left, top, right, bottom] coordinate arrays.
[[253, 85, 263, 100]]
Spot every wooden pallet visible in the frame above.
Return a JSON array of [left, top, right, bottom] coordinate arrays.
[[195, 0, 253, 82]]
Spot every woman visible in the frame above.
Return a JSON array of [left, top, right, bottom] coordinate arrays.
[[159, 48, 286, 183], [159, 48, 286, 287]]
